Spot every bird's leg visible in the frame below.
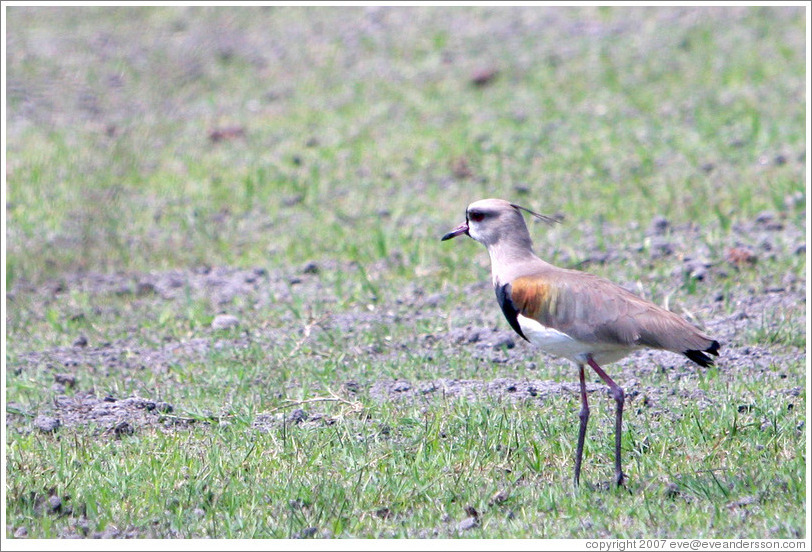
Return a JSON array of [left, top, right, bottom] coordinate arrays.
[[574, 363, 590, 487], [587, 357, 625, 487]]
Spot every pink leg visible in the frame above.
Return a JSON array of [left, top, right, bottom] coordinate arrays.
[[587, 357, 625, 486], [574, 363, 590, 486]]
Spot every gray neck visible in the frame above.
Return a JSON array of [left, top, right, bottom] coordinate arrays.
[[486, 234, 546, 286]]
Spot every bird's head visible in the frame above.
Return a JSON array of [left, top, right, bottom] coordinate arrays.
[[441, 198, 557, 248]]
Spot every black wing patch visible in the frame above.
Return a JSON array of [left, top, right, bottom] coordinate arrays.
[[684, 340, 721, 367], [495, 283, 529, 342]]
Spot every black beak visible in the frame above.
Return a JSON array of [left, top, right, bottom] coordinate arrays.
[[441, 222, 469, 241]]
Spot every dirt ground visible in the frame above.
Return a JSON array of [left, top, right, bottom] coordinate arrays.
[[7, 210, 805, 437]]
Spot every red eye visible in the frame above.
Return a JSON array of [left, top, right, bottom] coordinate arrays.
[[469, 211, 485, 223]]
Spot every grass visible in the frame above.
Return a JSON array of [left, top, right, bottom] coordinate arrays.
[[4, 5, 808, 540], [6, 386, 806, 538]]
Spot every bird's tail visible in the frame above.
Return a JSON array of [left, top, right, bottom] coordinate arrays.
[[684, 340, 721, 367]]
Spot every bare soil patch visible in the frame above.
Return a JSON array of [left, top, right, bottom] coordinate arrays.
[[6, 214, 805, 437]]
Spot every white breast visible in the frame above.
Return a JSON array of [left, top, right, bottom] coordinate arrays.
[[517, 314, 635, 366]]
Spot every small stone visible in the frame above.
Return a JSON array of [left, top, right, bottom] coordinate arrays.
[[301, 261, 320, 274], [113, 421, 134, 438], [684, 260, 708, 281], [73, 335, 88, 348], [48, 494, 62, 513], [54, 373, 77, 387], [470, 67, 499, 86], [755, 211, 783, 230], [287, 409, 308, 424], [211, 314, 240, 330], [492, 336, 515, 350], [34, 416, 61, 433], [649, 215, 670, 236], [457, 517, 479, 532], [14, 526, 28, 538], [209, 126, 245, 143], [415, 381, 436, 396], [193, 508, 206, 517], [422, 293, 444, 307]]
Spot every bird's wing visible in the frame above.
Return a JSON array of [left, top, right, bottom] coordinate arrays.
[[504, 270, 712, 352]]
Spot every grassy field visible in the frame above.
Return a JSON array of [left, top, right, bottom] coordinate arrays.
[[4, 6, 808, 540]]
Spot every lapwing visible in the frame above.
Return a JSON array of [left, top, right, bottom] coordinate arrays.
[[442, 198, 720, 486]]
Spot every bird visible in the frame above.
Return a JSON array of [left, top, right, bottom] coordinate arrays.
[[441, 198, 720, 487]]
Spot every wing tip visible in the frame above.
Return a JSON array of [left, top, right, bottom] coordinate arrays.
[[684, 340, 721, 367]]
